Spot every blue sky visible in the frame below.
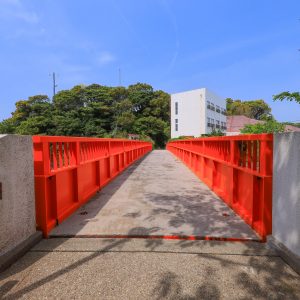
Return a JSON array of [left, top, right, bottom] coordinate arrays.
[[1, 0, 300, 122]]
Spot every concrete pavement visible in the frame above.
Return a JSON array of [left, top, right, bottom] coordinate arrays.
[[1, 238, 300, 299], [1, 151, 300, 299], [51, 150, 258, 240]]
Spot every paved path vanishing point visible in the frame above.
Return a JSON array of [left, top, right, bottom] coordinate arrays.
[[51, 150, 259, 240]]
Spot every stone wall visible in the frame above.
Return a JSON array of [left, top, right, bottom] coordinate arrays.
[[272, 132, 300, 258], [0, 135, 38, 260]]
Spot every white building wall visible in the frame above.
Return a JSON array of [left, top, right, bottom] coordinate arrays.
[[171, 89, 205, 138], [171, 88, 226, 138], [205, 89, 227, 134]]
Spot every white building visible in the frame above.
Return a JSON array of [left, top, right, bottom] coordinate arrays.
[[170, 88, 227, 138]]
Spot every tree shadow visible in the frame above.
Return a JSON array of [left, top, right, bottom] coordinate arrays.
[[152, 269, 221, 300], [1, 149, 300, 298], [0, 154, 151, 297], [143, 191, 259, 240], [203, 253, 299, 299], [1, 233, 299, 299], [151, 246, 300, 299]]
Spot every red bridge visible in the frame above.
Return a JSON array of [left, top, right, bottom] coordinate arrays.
[[33, 134, 272, 241], [2, 133, 300, 299]]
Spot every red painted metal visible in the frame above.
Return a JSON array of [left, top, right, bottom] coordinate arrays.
[[167, 134, 273, 240], [50, 234, 262, 242], [33, 136, 152, 237]]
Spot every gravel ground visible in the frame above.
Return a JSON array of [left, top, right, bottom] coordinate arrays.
[[0, 238, 299, 299]]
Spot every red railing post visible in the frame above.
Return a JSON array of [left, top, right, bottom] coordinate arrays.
[[260, 138, 273, 176], [33, 136, 152, 237]]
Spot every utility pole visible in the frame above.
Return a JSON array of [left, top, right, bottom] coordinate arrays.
[[52, 72, 58, 100]]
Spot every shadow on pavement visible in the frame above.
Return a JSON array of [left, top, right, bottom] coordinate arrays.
[[1, 151, 300, 299]]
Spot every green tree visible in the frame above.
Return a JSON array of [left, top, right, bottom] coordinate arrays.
[[201, 130, 225, 137], [0, 118, 16, 134], [0, 83, 171, 148], [226, 98, 272, 120], [128, 83, 154, 114], [273, 91, 300, 104], [115, 111, 136, 133], [240, 120, 285, 134], [133, 116, 169, 148], [53, 87, 85, 112], [282, 122, 300, 128], [15, 116, 53, 135]]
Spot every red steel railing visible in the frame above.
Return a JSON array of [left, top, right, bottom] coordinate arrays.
[[33, 136, 152, 237], [167, 134, 273, 239]]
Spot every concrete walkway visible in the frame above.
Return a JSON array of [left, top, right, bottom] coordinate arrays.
[[1, 238, 300, 299], [1, 151, 300, 299], [51, 150, 258, 240]]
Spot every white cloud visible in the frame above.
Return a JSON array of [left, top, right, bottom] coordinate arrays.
[[96, 51, 116, 66]]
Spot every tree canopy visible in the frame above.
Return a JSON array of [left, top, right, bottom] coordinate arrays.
[[273, 91, 300, 104], [0, 83, 170, 148], [226, 98, 272, 120], [240, 120, 285, 134]]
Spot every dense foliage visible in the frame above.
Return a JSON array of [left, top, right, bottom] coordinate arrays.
[[240, 120, 285, 134], [200, 130, 225, 137], [168, 130, 225, 141], [226, 98, 272, 120], [273, 91, 300, 104], [282, 122, 300, 128], [0, 83, 170, 148], [3, 86, 298, 142]]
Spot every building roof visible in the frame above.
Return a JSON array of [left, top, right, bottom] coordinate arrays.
[[226, 115, 300, 133], [226, 116, 264, 132], [171, 88, 206, 96], [284, 125, 300, 132]]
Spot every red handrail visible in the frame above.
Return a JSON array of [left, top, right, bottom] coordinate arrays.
[[167, 134, 273, 239], [33, 136, 152, 237]]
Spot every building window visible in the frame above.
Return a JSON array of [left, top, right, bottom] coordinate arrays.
[[175, 102, 178, 115], [216, 120, 220, 129], [221, 108, 226, 115], [221, 121, 227, 130], [175, 119, 178, 131], [207, 117, 211, 127], [207, 101, 220, 112], [211, 119, 215, 128]]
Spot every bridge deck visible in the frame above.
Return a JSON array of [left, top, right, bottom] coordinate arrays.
[[51, 150, 259, 240]]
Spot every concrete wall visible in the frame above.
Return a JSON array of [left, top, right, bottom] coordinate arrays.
[[272, 132, 300, 257], [170, 88, 226, 138], [0, 134, 37, 257]]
